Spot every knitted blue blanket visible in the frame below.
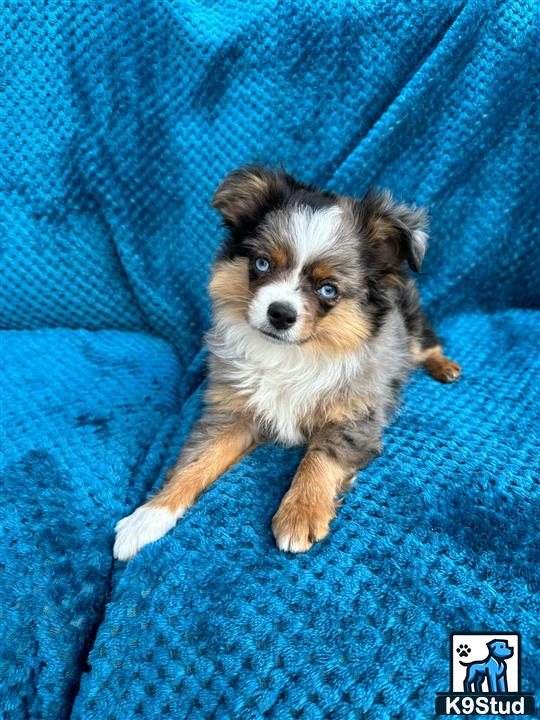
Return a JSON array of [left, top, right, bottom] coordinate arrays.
[[1, 2, 539, 718]]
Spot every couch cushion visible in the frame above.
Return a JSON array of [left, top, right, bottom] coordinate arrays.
[[70, 311, 540, 720], [0, 329, 185, 720]]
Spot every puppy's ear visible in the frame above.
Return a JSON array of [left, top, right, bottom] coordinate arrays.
[[359, 190, 428, 272], [212, 166, 289, 227]]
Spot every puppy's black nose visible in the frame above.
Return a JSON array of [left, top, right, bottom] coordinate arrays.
[[267, 302, 297, 330]]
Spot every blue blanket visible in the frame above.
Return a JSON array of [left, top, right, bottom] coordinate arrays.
[[1, 1, 539, 718]]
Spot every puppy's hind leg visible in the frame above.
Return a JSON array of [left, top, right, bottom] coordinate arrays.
[[411, 315, 461, 384], [114, 416, 255, 561]]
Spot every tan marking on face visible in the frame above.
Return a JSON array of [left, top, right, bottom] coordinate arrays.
[[272, 450, 350, 552], [270, 247, 288, 267], [209, 258, 251, 322], [150, 422, 254, 513], [411, 342, 462, 383], [311, 264, 335, 283], [309, 299, 371, 354]]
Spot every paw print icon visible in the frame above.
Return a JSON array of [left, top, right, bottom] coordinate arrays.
[[456, 643, 471, 658]]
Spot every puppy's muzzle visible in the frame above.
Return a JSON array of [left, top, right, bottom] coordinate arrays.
[[267, 302, 297, 330]]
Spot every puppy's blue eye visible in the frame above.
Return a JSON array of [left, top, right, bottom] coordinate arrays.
[[318, 284, 337, 299], [255, 257, 270, 273]]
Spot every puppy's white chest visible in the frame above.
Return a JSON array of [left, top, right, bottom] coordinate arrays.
[[244, 365, 312, 445], [233, 349, 356, 446], [208, 322, 363, 447]]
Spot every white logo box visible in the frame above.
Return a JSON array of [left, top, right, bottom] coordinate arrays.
[[451, 633, 519, 693]]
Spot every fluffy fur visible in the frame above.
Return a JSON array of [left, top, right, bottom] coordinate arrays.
[[114, 166, 461, 560]]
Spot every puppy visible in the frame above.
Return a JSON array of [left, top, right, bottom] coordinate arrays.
[[114, 166, 461, 560]]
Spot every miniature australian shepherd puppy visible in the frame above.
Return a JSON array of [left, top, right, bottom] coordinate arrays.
[[114, 166, 461, 560]]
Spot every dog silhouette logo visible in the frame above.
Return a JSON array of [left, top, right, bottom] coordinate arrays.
[[435, 632, 536, 715], [459, 638, 513, 693]]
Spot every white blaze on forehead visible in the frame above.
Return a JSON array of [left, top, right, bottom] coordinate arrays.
[[289, 205, 343, 264], [247, 206, 343, 343]]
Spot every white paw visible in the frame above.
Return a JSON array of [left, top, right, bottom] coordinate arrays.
[[274, 533, 312, 553], [113, 504, 185, 561]]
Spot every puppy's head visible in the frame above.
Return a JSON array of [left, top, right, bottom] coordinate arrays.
[[210, 166, 427, 353]]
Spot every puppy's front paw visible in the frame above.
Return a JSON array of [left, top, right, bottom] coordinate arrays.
[[113, 504, 184, 561], [272, 492, 334, 553]]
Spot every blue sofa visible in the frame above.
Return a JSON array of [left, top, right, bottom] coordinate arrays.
[[1, 2, 538, 718]]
